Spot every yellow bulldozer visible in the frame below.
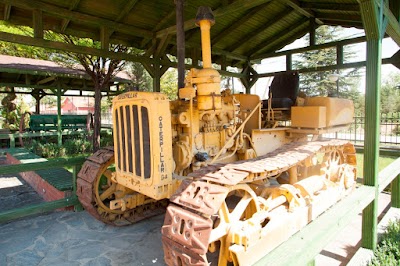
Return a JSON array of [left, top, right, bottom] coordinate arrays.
[[77, 6, 357, 266]]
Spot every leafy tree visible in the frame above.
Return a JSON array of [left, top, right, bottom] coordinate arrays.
[[293, 26, 361, 98], [53, 35, 126, 152], [160, 68, 178, 100], [0, 22, 51, 59], [380, 73, 400, 114]]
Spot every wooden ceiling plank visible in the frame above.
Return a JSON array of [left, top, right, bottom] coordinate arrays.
[[4, 4, 11, 20], [0, 0, 153, 38], [282, 0, 323, 24], [140, 10, 175, 49], [211, 3, 272, 46], [115, 0, 139, 22], [226, 8, 295, 53], [156, 0, 274, 38], [61, 0, 81, 32]]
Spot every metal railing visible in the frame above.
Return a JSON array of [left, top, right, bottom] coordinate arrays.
[[323, 113, 400, 147]]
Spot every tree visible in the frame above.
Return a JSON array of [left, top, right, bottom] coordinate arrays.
[[0, 22, 51, 59], [293, 26, 361, 98], [56, 35, 127, 151], [380, 73, 400, 114], [160, 68, 178, 100]]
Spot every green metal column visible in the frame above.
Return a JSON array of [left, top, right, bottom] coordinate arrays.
[[57, 84, 62, 146], [359, 0, 384, 251]]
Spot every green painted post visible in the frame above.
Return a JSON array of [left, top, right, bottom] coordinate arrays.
[[57, 84, 62, 146], [359, 0, 384, 251], [392, 174, 400, 208], [361, 39, 382, 251], [9, 134, 15, 148]]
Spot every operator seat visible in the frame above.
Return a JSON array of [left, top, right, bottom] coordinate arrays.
[[262, 71, 299, 109]]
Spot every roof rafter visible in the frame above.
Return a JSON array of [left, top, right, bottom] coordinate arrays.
[[226, 8, 295, 53], [315, 12, 362, 23], [211, 2, 272, 46], [108, 0, 140, 39], [61, 0, 81, 33], [281, 0, 323, 24], [301, 2, 360, 12], [249, 18, 309, 57], [115, 0, 139, 22], [140, 8, 175, 48], [0, 0, 153, 38], [156, 0, 274, 38]]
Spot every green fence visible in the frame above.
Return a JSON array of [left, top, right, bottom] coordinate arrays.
[[0, 156, 86, 223]]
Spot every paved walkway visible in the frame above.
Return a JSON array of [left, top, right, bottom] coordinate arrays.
[[0, 195, 393, 266], [0, 211, 165, 266]]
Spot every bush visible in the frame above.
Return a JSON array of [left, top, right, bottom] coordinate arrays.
[[26, 140, 66, 158], [100, 130, 113, 147], [64, 137, 92, 154], [26, 131, 113, 158], [369, 219, 400, 266]]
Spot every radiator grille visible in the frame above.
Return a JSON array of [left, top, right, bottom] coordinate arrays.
[[115, 104, 151, 179]]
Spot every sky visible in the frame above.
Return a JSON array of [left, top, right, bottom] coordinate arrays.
[[231, 27, 400, 98]]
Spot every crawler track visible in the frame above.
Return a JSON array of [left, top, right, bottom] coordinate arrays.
[[77, 147, 168, 226], [161, 139, 356, 266]]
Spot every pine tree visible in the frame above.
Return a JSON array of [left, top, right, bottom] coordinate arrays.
[[293, 26, 361, 98]]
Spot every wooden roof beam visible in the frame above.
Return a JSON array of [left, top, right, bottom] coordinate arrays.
[[249, 18, 309, 57], [226, 8, 294, 53], [301, 2, 360, 12], [109, 0, 140, 39], [378, 0, 400, 45], [140, 9, 175, 49], [156, 0, 274, 38], [251, 36, 367, 61], [3, 4, 11, 20], [0, 31, 152, 64], [281, 0, 323, 25], [323, 20, 364, 28], [115, 0, 139, 22], [315, 13, 362, 23], [390, 0, 400, 21], [211, 3, 273, 46], [0, 0, 153, 38], [33, 9, 43, 39], [60, 0, 80, 33]]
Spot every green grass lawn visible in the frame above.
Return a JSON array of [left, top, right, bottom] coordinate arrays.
[[356, 153, 397, 178]]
